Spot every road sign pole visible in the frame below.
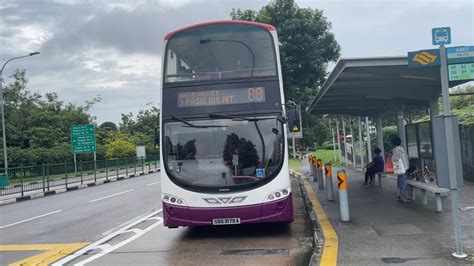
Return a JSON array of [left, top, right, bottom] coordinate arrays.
[[440, 46, 467, 259], [93, 152, 97, 183], [73, 153, 77, 177]]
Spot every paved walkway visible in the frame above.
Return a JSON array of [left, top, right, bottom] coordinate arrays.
[[294, 160, 474, 265]]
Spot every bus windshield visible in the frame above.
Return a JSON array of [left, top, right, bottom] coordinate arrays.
[[165, 24, 277, 83], [163, 117, 284, 190]]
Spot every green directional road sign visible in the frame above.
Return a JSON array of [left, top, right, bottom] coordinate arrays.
[[71, 124, 96, 154]]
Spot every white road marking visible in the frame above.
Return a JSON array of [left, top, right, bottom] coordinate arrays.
[[0, 210, 63, 229], [53, 209, 163, 266], [90, 189, 133, 203], [146, 181, 161, 186]]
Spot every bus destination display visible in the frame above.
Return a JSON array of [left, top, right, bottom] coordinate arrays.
[[178, 87, 266, 107]]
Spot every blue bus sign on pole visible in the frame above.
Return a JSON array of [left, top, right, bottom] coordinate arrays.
[[432, 27, 451, 46]]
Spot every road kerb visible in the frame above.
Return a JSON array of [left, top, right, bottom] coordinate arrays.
[[291, 169, 338, 266]]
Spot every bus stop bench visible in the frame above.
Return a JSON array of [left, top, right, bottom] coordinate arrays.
[[374, 172, 390, 187], [407, 180, 449, 212]]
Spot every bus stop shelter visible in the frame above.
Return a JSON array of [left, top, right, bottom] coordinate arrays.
[[307, 56, 469, 162], [306, 55, 472, 259]]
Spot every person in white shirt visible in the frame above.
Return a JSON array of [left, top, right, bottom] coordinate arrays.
[[391, 136, 410, 202]]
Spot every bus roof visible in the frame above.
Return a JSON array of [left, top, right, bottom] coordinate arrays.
[[164, 20, 276, 40]]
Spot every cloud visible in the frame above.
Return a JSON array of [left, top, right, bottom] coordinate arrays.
[[1, 0, 472, 125]]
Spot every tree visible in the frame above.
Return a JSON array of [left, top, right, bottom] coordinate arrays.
[[0, 69, 97, 166], [231, 0, 340, 107]]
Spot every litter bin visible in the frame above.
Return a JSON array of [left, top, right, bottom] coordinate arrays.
[[0, 173, 8, 188]]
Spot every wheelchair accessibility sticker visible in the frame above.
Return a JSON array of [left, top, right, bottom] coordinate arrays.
[[256, 168, 265, 178]]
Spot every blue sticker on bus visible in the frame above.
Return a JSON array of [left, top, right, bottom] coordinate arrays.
[[256, 168, 265, 178]]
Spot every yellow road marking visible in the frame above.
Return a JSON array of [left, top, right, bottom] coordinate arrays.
[[291, 169, 338, 266], [0, 243, 89, 266]]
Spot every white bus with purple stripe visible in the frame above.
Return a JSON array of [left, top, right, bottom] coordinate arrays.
[[160, 20, 294, 227]]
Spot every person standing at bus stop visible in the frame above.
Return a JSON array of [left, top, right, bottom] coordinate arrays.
[[391, 136, 410, 202]]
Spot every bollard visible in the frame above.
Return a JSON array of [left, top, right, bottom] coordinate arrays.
[[312, 157, 318, 182], [337, 170, 350, 221], [308, 156, 316, 182], [317, 159, 324, 189], [325, 162, 334, 201]]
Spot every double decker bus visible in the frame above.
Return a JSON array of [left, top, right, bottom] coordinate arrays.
[[159, 20, 297, 227]]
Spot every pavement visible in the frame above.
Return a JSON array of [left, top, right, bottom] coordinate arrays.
[[293, 159, 474, 265]]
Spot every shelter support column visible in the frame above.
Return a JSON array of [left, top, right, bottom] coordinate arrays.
[[376, 116, 385, 161], [336, 118, 342, 164], [342, 116, 348, 166], [430, 98, 440, 117], [397, 106, 407, 149], [330, 119, 337, 163], [358, 117, 364, 169], [366, 117, 372, 161], [350, 118, 356, 167]]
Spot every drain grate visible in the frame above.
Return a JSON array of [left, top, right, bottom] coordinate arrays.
[[382, 257, 420, 263], [219, 248, 289, 256]]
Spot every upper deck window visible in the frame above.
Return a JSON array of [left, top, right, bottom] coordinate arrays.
[[164, 23, 277, 83]]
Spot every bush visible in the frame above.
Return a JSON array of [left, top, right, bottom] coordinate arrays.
[[105, 138, 135, 159], [321, 141, 334, 150]]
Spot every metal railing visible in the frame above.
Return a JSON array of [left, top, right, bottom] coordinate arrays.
[[0, 155, 160, 197]]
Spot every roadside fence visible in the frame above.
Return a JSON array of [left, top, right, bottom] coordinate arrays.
[[0, 155, 160, 197]]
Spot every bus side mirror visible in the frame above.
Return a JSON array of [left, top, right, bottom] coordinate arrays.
[[287, 109, 301, 132], [154, 127, 160, 148]]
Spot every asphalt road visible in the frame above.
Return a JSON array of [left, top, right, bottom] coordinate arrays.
[[1, 174, 314, 266], [0, 173, 161, 265]]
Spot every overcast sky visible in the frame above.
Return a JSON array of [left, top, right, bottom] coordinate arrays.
[[1, 0, 473, 124]]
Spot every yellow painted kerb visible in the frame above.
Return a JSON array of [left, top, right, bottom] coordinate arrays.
[[291, 169, 338, 266], [0, 243, 89, 266]]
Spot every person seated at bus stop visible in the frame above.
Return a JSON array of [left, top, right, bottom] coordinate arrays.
[[362, 147, 384, 187]]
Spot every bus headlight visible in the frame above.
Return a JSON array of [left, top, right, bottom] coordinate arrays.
[[162, 193, 187, 206], [265, 187, 290, 202]]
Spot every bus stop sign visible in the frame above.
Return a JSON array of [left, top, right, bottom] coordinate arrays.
[[432, 27, 451, 46]]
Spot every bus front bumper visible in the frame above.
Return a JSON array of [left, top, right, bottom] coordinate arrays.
[[163, 193, 294, 227]]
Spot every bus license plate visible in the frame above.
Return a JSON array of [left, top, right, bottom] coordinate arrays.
[[212, 218, 241, 225]]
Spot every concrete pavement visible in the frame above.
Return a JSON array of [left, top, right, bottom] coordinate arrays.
[[294, 159, 474, 265]]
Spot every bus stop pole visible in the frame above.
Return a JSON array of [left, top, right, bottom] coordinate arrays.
[[358, 117, 364, 169], [440, 46, 466, 259], [365, 117, 372, 161]]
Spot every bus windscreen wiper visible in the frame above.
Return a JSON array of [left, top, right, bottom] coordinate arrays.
[[208, 113, 287, 123], [171, 115, 226, 128]]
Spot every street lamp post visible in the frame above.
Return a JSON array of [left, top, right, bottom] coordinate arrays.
[[0, 52, 40, 173]]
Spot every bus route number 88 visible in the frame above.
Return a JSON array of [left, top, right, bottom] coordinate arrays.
[[247, 87, 265, 102]]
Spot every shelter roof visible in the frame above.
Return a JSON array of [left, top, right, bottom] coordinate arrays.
[[308, 56, 468, 117]]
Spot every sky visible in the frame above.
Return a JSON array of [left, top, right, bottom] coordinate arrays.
[[0, 0, 473, 124]]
